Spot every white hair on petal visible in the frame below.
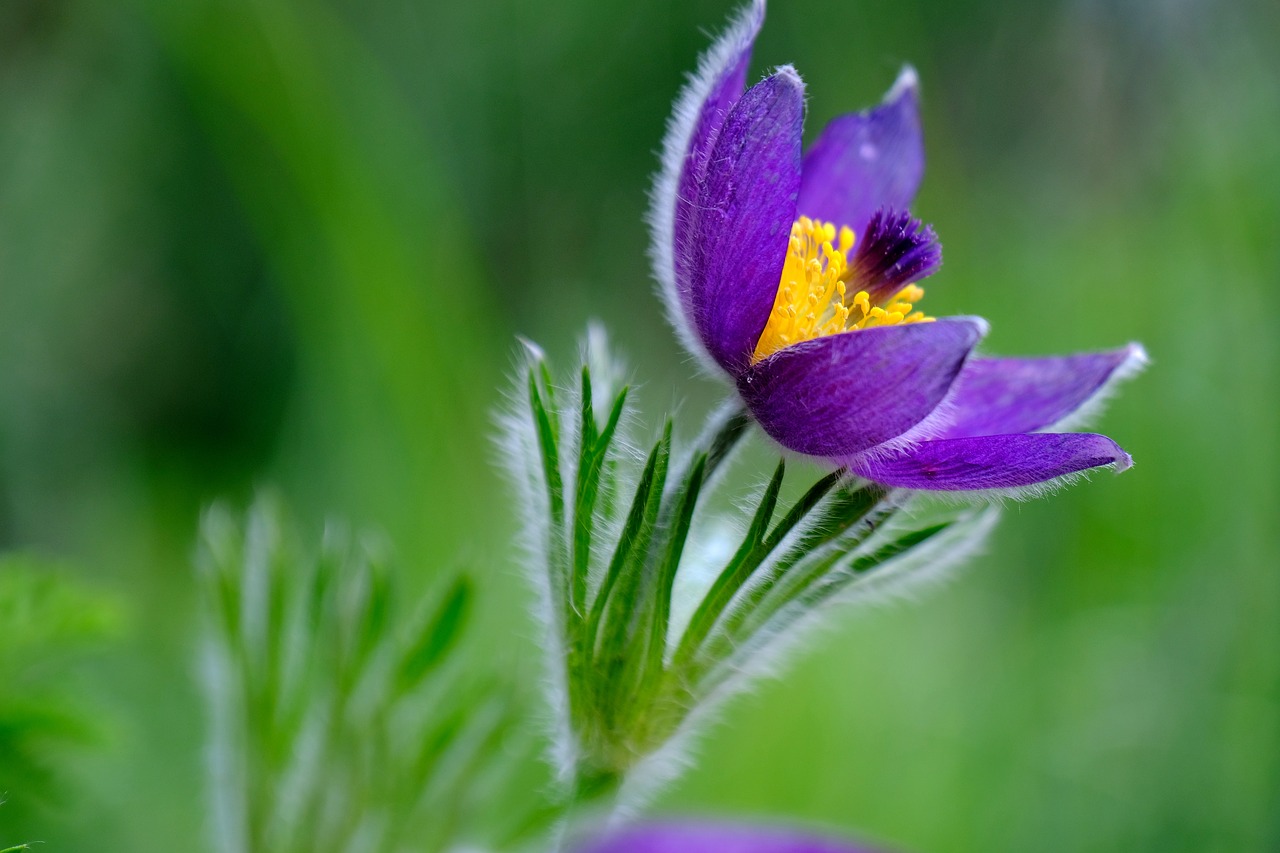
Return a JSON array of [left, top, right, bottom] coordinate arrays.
[[1045, 341, 1149, 434], [647, 0, 766, 377], [910, 455, 1134, 506], [845, 337, 1143, 502], [859, 339, 1146, 505], [885, 63, 920, 102]]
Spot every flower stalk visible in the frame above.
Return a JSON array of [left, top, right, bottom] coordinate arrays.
[[502, 2, 1146, 845]]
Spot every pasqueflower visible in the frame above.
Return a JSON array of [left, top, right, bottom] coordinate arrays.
[[651, 0, 1143, 492]]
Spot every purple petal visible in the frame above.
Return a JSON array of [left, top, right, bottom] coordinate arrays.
[[848, 208, 942, 304], [738, 318, 986, 459], [797, 67, 924, 237], [942, 344, 1148, 439], [579, 823, 882, 853], [673, 2, 766, 284], [851, 433, 1132, 491], [689, 69, 805, 373], [652, 0, 767, 370]]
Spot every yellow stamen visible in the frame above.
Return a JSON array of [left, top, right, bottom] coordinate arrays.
[[752, 216, 934, 362]]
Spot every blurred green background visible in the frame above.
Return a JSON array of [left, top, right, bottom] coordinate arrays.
[[1, 0, 1277, 850]]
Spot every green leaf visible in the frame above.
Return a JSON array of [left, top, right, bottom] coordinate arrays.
[[588, 423, 673, 724], [655, 403, 749, 538], [583, 423, 672, 659], [700, 518, 954, 699], [703, 488, 895, 673], [528, 365, 571, 634], [798, 521, 955, 609], [702, 406, 751, 479], [571, 374, 629, 625], [351, 554, 392, 672], [724, 484, 890, 636], [0, 556, 122, 813], [668, 459, 787, 675], [398, 575, 472, 690], [636, 451, 708, 707], [578, 366, 599, 456], [196, 500, 536, 853], [538, 360, 559, 431], [760, 468, 848, 555], [528, 368, 565, 532]]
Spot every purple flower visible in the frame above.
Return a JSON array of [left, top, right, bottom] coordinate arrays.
[[650, 0, 1144, 494], [580, 823, 883, 853]]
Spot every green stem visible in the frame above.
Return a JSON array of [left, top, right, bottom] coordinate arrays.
[[552, 765, 623, 853]]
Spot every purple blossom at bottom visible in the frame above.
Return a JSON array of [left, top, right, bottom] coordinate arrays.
[[649, 0, 1144, 495], [580, 823, 884, 853]]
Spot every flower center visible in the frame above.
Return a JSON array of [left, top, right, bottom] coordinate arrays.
[[752, 216, 933, 363]]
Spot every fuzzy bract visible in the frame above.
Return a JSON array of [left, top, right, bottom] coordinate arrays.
[[501, 336, 1000, 819], [650, 0, 1144, 496]]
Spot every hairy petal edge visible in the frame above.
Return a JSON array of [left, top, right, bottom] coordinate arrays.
[[738, 317, 986, 458], [851, 432, 1132, 492]]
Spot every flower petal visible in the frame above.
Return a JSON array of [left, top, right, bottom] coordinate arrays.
[[797, 67, 924, 237], [579, 823, 881, 853], [652, 0, 767, 371], [851, 433, 1132, 492], [738, 318, 986, 458], [690, 68, 805, 373], [941, 343, 1149, 439]]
